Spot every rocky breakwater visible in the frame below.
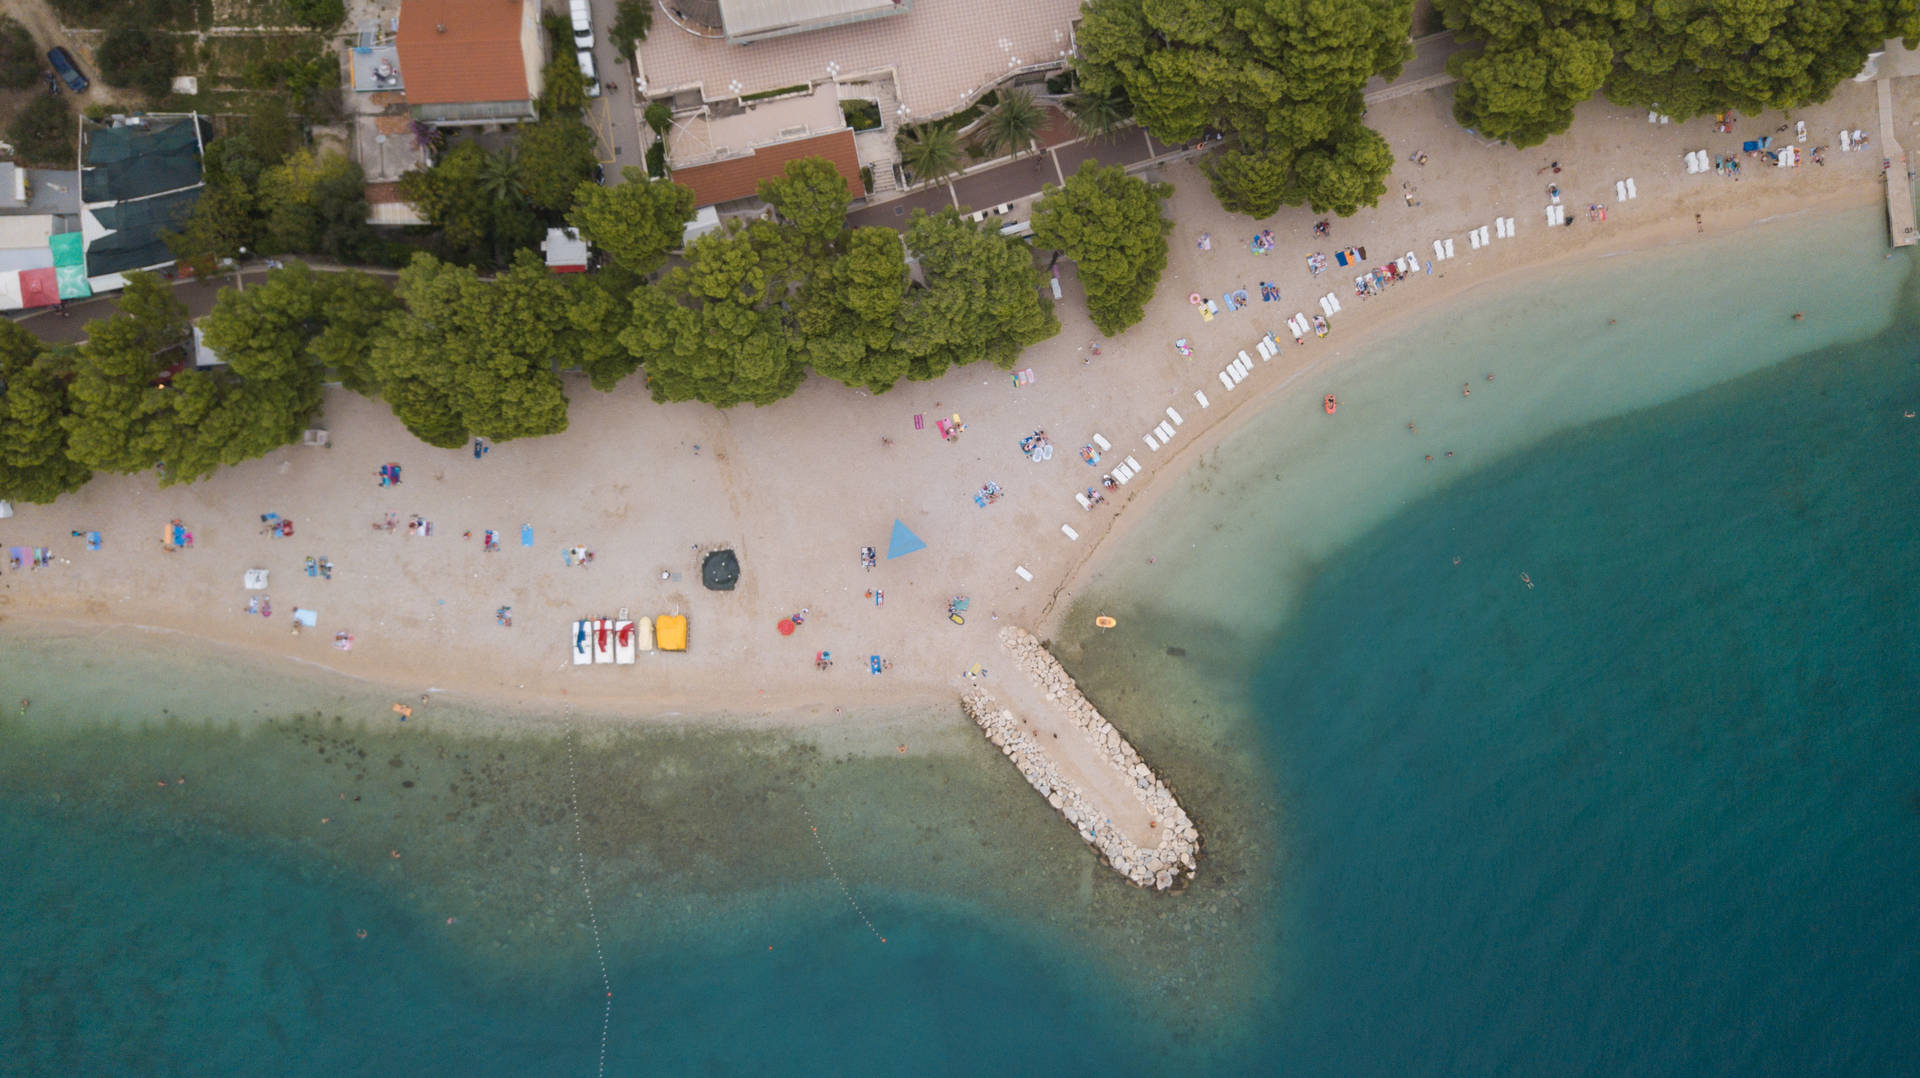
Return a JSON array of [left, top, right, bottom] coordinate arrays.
[[960, 626, 1200, 890]]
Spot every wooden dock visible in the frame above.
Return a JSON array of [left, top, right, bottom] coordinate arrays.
[[1880, 78, 1916, 247]]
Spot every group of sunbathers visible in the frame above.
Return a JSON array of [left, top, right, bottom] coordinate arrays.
[[1259, 282, 1281, 302]]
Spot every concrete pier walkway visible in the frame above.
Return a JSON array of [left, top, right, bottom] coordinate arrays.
[[961, 628, 1200, 890], [1880, 78, 1916, 247]]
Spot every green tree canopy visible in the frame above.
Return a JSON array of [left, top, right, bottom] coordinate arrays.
[[1438, 0, 1920, 143], [97, 25, 179, 99], [367, 253, 571, 446], [257, 149, 376, 260], [401, 141, 541, 266], [791, 226, 910, 393], [0, 323, 91, 503], [757, 156, 854, 255], [1077, 0, 1412, 217], [515, 117, 599, 214], [1031, 161, 1172, 336], [5, 96, 74, 168], [611, 0, 652, 56], [619, 221, 805, 407], [0, 17, 39, 90], [898, 123, 962, 187], [981, 89, 1045, 159], [565, 167, 694, 274], [895, 209, 1059, 380]]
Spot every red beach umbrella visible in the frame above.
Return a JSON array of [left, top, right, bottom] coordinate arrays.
[[777, 619, 795, 636]]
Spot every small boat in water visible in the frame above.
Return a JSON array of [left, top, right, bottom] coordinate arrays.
[[1324, 394, 1338, 414]]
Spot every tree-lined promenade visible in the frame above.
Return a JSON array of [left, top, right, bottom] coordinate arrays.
[[0, 158, 1176, 503]]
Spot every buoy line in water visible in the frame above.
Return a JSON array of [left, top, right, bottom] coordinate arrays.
[[799, 796, 887, 944], [562, 711, 614, 1077]]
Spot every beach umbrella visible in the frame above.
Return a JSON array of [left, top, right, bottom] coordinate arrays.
[[777, 619, 795, 636], [887, 519, 926, 559]]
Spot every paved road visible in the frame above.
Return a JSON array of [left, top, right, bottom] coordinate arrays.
[[581, 0, 646, 175]]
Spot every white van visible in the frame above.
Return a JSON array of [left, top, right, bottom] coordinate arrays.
[[569, 0, 593, 49], [577, 49, 600, 97]]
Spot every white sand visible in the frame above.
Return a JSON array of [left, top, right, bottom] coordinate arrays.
[[0, 81, 1902, 727]]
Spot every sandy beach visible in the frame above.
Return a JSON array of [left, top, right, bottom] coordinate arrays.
[[1, 78, 1909, 730]]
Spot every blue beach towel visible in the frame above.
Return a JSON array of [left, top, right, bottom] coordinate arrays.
[[520, 524, 534, 547], [870, 655, 882, 675]]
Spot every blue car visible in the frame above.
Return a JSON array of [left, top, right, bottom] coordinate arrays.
[[47, 47, 89, 93]]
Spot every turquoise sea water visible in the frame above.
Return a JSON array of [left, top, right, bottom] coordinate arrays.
[[4, 208, 1918, 1074]]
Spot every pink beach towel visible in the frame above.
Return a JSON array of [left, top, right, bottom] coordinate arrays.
[[914, 413, 924, 430]]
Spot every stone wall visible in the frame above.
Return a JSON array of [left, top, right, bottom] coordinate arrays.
[[959, 627, 1201, 890]]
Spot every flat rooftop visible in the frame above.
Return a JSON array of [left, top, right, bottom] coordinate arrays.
[[640, 0, 1079, 120], [668, 90, 846, 168], [718, 0, 905, 43]]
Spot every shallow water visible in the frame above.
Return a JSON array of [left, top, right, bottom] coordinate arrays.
[[3, 205, 1917, 1074]]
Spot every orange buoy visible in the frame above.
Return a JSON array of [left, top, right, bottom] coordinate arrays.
[[1095, 615, 1117, 629], [1324, 395, 1338, 414]]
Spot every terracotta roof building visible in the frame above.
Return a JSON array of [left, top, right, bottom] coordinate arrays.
[[396, 0, 543, 126], [668, 130, 862, 209]]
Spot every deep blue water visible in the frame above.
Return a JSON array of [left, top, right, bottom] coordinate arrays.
[[1250, 321, 1920, 1073], [6, 281, 1920, 1075]]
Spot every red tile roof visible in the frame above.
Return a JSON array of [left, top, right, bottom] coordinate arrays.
[[671, 130, 862, 209], [397, 0, 533, 105]]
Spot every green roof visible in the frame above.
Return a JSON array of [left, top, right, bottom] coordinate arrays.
[[86, 187, 201, 276], [81, 117, 209, 204]]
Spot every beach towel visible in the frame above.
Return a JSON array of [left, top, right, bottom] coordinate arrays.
[[86, 531, 101, 551], [1840, 130, 1851, 152], [8, 547, 24, 568], [914, 413, 924, 430], [293, 608, 318, 627], [520, 524, 534, 547], [870, 655, 883, 675]]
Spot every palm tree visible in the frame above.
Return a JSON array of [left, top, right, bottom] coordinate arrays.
[[981, 89, 1044, 159], [1064, 87, 1129, 143], [476, 148, 524, 206], [898, 123, 962, 187]]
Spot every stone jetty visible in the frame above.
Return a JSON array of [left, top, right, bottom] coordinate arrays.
[[960, 627, 1200, 890]]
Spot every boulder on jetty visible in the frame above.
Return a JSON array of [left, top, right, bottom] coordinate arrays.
[[957, 627, 1201, 890]]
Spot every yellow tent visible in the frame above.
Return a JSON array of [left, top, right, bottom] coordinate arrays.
[[656, 614, 687, 652]]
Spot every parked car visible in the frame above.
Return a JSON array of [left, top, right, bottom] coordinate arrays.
[[47, 47, 89, 93], [578, 50, 600, 97], [569, 0, 593, 49]]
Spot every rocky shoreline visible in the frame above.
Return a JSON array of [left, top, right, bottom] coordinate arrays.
[[961, 627, 1200, 890]]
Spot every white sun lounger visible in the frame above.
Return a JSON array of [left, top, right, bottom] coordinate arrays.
[[1683, 151, 1697, 173], [1166, 406, 1183, 426], [636, 616, 653, 652], [1237, 349, 1252, 367], [1112, 463, 1132, 484], [1318, 295, 1333, 316], [1092, 433, 1111, 451], [1468, 228, 1482, 250], [1061, 524, 1079, 540], [1219, 370, 1235, 391], [1625, 179, 1636, 199], [1432, 239, 1446, 262], [1325, 292, 1342, 312], [1479, 225, 1492, 246], [1015, 565, 1033, 581], [1144, 432, 1159, 451], [1075, 491, 1093, 510], [1615, 181, 1627, 202], [615, 620, 636, 664], [1263, 331, 1279, 351], [1124, 456, 1140, 475], [1393, 256, 1408, 274], [593, 618, 616, 663], [1293, 312, 1310, 336], [1796, 120, 1806, 143], [1194, 389, 1210, 408], [1444, 237, 1455, 259], [571, 620, 592, 665], [1840, 129, 1851, 152], [1157, 421, 1175, 440]]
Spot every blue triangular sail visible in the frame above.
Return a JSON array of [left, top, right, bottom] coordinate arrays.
[[887, 519, 926, 559]]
